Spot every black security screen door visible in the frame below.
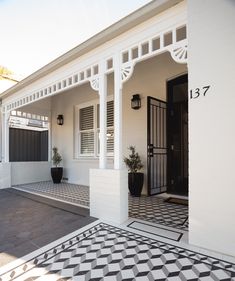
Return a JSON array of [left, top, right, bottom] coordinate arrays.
[[147, 96, 167, 195]]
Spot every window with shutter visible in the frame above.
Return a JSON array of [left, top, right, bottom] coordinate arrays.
[[77, 99, 114, 157], [97, 100, 114, 155], [79, 105, 94, 155]]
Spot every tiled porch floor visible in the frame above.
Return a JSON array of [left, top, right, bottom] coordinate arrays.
[[14, 181, 89, 208], [14, 181, 188, 230], [129, 196, 188, 231]]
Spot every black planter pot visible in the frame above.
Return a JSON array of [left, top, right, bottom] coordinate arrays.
[[128, 172, 144, 197], [51, 167, 63, 184]]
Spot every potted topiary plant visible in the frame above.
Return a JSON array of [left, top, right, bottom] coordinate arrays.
[[51, 147, 63, 184], [124, 146, 144, 197]]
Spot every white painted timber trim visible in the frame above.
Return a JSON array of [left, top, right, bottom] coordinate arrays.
[[99, 61, 107, 169]]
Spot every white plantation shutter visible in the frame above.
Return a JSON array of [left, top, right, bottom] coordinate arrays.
[[107, 101, 114, 127], [80, 106, 93, 130], [79, 106, 94, 155], [107, 128, 114, 153], [97, 101, 114, 128], [78, 100, 114, 156], [80, 132, 94, 154], [97, 100, 114, 155], [106, 101, 114, 154]]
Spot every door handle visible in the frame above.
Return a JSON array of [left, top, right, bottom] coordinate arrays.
[[148, 144, 154, 157]]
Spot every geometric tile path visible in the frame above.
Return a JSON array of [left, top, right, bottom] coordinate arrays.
[[129, 195, 188, 231], [13, 181, 89, 208], [0, 223, 234, 281]]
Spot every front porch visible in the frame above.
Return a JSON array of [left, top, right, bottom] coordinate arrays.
[[0, 0, 189, 232]]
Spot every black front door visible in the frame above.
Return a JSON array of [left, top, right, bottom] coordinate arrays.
[[167, 74, 188, 195]]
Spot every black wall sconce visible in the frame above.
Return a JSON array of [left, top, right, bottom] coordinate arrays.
[[57, 114, 64, 125], [131, 94, 141, 110]]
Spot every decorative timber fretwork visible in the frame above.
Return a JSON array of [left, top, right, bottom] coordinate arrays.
[[2, 57, 116, 113], [120, 24, 187, 84], [3, 62, 102, 113], [121, 63, 135, 83], [169, 42, 187, 64], [2, 24, 187, 113], [89, 76, 99, 91]]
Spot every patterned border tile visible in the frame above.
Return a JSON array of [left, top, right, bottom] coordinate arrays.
[[0, 223, 234, 281]]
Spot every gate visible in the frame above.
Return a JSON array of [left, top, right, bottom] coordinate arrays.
[[147, 96, 167, 195]]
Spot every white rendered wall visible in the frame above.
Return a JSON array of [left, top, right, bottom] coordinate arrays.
[[0, 163, 11, 189], [188, 0, 235, 257], [11, 162, 51, 186]]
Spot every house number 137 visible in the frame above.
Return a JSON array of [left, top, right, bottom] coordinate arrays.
[[190, 85, 211, 99]]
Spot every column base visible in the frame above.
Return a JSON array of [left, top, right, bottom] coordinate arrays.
[[90, 169, 128, 224]]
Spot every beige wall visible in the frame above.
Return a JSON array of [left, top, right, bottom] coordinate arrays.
[[51, 51, 186, 190]]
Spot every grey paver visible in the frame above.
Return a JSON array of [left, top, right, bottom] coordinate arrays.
[[0, 189, 96, 267]]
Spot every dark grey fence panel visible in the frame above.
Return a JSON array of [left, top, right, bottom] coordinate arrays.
[[9, 128, 48, 162]]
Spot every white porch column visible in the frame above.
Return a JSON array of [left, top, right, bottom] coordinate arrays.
[[99, 62, 107, 169], [0, 109, 11, 188], [0, 106, 2, 161], [2, 111, 10, 163], [89, 54, 128, 224], [114, 53, 123, 169]]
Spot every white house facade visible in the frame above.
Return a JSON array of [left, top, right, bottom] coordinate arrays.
[[0, 0, 235, 258]]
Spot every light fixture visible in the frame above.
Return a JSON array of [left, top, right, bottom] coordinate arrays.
[[131, 94, 141, 110], [57, 114, 64, 125]]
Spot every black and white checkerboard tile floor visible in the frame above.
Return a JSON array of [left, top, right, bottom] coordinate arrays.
[[13, 183, 188, 232], [13, 181, 89, 208], [0, 221, 235, 281], [129, 195, 188, 231]]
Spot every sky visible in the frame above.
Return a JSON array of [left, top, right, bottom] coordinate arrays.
[[0, 0, 151, 80]]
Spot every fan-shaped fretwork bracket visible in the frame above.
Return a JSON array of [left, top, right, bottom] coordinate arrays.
[[121, 63, 135, 83], [89, 77, 99, 92], [169, 41, 188, 64]]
